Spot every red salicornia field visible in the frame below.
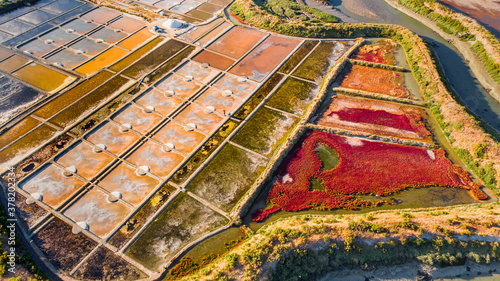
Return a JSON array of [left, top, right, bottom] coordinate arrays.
[[316, 95, 432, 142], [329, 107, 430, 137], [253, 131, 486, 221]]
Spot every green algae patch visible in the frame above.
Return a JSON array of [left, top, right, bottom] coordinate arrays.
[[231, 106, 299, 157], [126, 192, 229, 271], [186, 143, 267, 212], [265, 76, 318, 115], [293, 41, 348, 82], [74, 245, 147, 280], [279, 41, 318, 74], [69, 83, 140, 136], [315, 143, 340, 171], [0, 124, 58, 171], [0, 116, 40, 149], [309, 177, 326, 191], [33, 218, 98, 275], [109, 184, 178, 249], [187, 9, 213, 21], [147, 46, 196, 84]]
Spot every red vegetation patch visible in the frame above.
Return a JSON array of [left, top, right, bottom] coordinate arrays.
[[252, 131, 486, 221], [331, 107, 430, 136], [316, 95, 432, 142], [352, 39, 398, 65]]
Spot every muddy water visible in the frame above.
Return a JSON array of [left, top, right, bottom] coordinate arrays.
[[206, 26, 267, 59], [192, 50, 235, 70], [245, 184, 487, 232], [439, 0, 500, 38], [98, 162, 159, 205], [330, 0, 500, 133], [229, 35, 301, 82]]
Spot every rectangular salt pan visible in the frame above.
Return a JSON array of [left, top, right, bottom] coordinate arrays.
[[69, 38, 107, 56], [18, 164, 84, 208], [61, 19, 98, 34], [17, 10, 57, 25], [0, 20, 34, 36], [46, 49, 87, 69], [41, 0, 84, 14]]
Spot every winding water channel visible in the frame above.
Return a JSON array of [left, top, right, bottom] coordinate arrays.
[[171, 2, 500, 278], [320, 0, 500, 133]]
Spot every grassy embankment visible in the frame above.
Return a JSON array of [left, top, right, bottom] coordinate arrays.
[[394, 0, 500, 90], [157, 0, 500, 279], [229, 0, 500, 197], [178, 203, 500, 281]]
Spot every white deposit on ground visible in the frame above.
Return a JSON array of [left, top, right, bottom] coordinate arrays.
[[162, 19, 184, 29]]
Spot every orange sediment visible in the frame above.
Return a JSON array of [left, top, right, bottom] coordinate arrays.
[[337, 64, 413, 99], [75, 47, 129, 76], [117, 28, 155, 50], [13, 63, 74, 93]]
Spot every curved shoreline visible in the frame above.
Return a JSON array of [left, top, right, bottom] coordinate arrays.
[[383, 0, 500, 104]]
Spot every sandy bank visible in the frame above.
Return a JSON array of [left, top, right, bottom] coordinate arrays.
[[384, 0, 500, 104], [337, 0, 391, 22]]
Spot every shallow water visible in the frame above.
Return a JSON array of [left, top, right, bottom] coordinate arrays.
[[206, 26, 267, 59], [330, 0, 500, 133], [63, 187, 131, 237], [125, 140, 184, 178], [46, 49, 87, 69], [13, 63, 73, 92], [0, 76, 44, 125], [443, 275, 500, 281], [98, 162, 159, 205]]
